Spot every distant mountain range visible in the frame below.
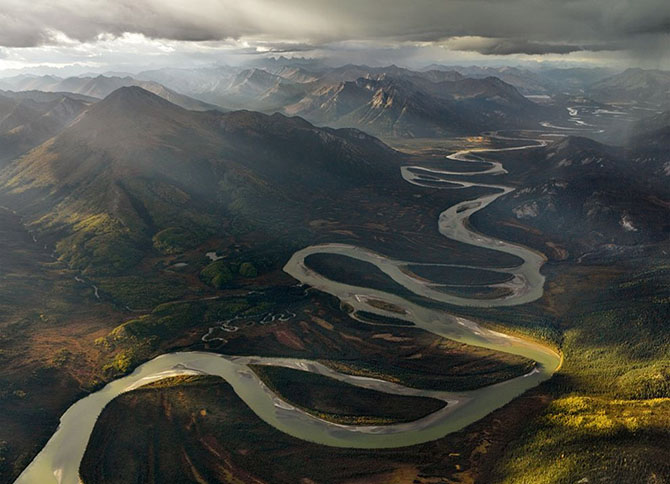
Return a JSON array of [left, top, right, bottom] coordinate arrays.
[[588, 68, 670, 108], [2, 82, 665, 277], [3, 64, 669, 140], [0, 90, 93, 163], [0, 74, 220, 112], [138, 65, 557, 137], [424, 65, 617, 95], [0, 62, 668, 274]]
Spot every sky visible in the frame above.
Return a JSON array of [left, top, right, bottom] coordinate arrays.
[[0, 0, 669, 75]]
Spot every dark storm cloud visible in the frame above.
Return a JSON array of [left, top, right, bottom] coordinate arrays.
[[445, 38, 623, 56], [624, 17, 670, 35], [0, 0, 668, 58]]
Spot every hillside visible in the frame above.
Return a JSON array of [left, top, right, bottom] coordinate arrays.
[[0, 91, 91, 163], [473, 136, 670, 258], [588, 68, 670, 108], [0, 86, 400, 275], [630, 110, 670, 151], [283, 75, 553, 137]]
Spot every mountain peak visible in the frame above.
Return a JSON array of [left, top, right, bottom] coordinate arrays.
[[553, 135, 607, 151], [92, 86, 186, 116], [103, 85, 162, 100], [546, 135, 616, 163], [61, 86, 196, 149]]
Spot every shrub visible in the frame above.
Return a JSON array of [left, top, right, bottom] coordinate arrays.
[[200, 260, 234, 289], [152, 227, 203, 255], [239, 262, 258, 278]]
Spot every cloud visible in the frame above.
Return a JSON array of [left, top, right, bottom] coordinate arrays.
[[444, 37, 621, 56], [0, 0, 668, 69], [0, 0, 666, 47]]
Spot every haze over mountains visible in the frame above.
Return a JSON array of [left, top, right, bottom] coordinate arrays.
[[588, 68, 670, 108], [0, 85, 399, 274], [1, 61, 668, 271], [0, 74, 220, 112], [132, 63, 558, 136], [3, 63, 666, 143], [0, 91, 93, 163]]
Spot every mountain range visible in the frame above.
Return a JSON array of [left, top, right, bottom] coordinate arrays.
[[3, 65, 669, 141], [588, 68, 670, 108], [0, 86, 399, 274], [0, 74, 220, 111], [281, 74, 554, 137]]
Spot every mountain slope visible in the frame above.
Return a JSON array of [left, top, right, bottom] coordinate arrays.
[[0, 87, 399, 274], [0, 91, 91, 163], [627, 110, 670, 180], [427, 65, 552, 94], [473, 136, 670, 258], [588, 68, 670, 107], [219, 68, 306, 109], [284, 75, 553, 137]]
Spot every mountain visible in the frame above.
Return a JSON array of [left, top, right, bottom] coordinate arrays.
[[425, 65, 621, 96], [0, 65, 563, 141], [539, 67, 617, 92], [317, 64, 462, 85], [588, 68, 670, 107], [274, 66, 320, 83], [283, 75, 554, 137], [203, 65, 470, 114], [2, 74, 64, 91], [137, 66, 239, 97], [213, 68, 306, 109], [134, 64, 469, 117], [427, 65, 551, 94], [227, 69, 287, 98], [284, 76, 468, 137], [0, 75, 220, 111], [630, 110, 670, 149], [133, 64, 560, 135], [0, 91, 92, 163], [628, 110, 670, 177], [0, 89, 97, 103], [139, 67, 308, 111], [415, 69, 464, 84], [0, 86, 399, 274], [248, 56, 328, 73], [474, 136, 670, 258]]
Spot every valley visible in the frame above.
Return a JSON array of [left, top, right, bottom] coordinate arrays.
[[0, 59, 668, 484], [14, 126, 566, 483]]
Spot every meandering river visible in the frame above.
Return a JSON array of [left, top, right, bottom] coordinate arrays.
[[15, 133, 562, 484]]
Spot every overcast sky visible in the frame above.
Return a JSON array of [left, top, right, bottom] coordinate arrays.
[[1, 0, 669, 75]]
